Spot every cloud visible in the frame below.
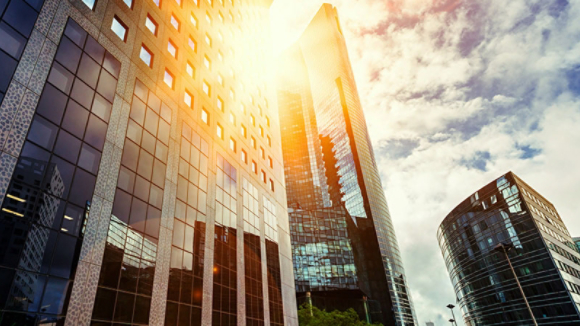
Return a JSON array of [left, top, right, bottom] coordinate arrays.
[[270, 0, 580, 324]]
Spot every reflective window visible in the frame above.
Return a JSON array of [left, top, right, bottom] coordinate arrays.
[[145, 15, 158, 35], [140, 45, 153, 67], [111, 16, 128, 41], [184, 90, 193, 108], [164, 70, 174, 89], [201, 108, 209, 125]]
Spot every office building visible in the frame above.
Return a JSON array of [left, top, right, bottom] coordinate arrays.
[[277, 4, 417, 325], [0, 0, 298, 324], [573, 237, 580, 253], [438, 172, 580, 325]]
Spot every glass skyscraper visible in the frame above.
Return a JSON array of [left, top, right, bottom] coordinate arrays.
[[277, 4, 417, 326], [438, 172, 580, 326], [0, 0, 298, 325]]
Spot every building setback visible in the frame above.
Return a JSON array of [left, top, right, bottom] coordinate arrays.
[[438, 172, 580, 326], [276, 4, 417, 326], [0, 0, 298, 324]]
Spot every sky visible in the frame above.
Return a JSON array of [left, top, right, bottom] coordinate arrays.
[[269, 0, 580, 325]]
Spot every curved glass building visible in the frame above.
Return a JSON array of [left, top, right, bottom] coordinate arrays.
[[438, 172, 580, 326]]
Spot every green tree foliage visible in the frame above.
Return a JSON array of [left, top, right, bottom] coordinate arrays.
[[297, 303, 384, 326]]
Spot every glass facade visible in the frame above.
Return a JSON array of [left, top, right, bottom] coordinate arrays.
[[438, 172, 580, 325], [277, 4, 416, 325], [0, 0, 297, 323]]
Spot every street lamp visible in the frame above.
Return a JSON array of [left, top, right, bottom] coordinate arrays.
[[446, 304, 458, 326], [494, 242, 538, 326]]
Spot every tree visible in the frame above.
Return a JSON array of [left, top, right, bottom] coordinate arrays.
[[297, 303, 384, 326]]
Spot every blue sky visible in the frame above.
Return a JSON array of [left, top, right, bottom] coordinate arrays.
[[270, 0, 580, 324]]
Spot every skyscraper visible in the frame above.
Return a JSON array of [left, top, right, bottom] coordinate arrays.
[[438, 172, 580, 325], [0, 0, 298, 325], [277, 4, 417, 325]]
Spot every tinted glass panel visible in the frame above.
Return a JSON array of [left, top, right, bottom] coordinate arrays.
[[36, 84, 68, 125], [0, 22, 26, 59]]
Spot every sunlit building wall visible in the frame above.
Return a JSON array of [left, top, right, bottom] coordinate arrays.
[[0, 0, 298, 324], [438, 172, 580, 325], [277, 4, 417, 325]]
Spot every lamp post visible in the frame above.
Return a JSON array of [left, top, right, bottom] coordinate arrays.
[[446, 304, 458, 326], [494, 242, 538, 326]]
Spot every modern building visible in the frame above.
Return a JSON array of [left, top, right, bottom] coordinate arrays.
[[0, 0, 298, 325], [276, 4, 417, 326], [573, 237, 580, 253], [438, 172, 580, 326]]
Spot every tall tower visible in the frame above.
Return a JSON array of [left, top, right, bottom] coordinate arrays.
[[0, 0, 298, 325], [277, 4, 417, 325]]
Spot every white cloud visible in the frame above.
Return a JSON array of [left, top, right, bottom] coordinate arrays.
[[270, 0, 580, 324]]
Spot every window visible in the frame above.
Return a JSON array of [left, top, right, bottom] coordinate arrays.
[[250, 114, 255, 126], [241, 149, 247, 163], [145, 15, 158, 35], [229, 113, 235, 125], [205, 34, 212, 47], [123, 0, 133, 9], [217, 97, 224, 112], [175, 0, 181, 6], [268, 156, 273, 168], [259, 125, 264, 137], [82, 0, 96, 9], [218, 31, 223, 42], [186, 62, 194, 78], [191, 13, 198, 27], [184, 90, 193, 108], [217, 123, 223, 139], [261, 170, 266, 183], [240, 104, 245, 113], [152, 0, 160, 8], [205, 12, 212, 25], [170, 14, 180, 30], [267, 135, 271, 147], [202, 81, 211, 96], [217, 74, 224, 86], [218, 12, 224, 23], [266, 116, 270, 127], [167, 39, 177, 58], [111, 16, 128, 41], [260, 147, 264, 159], [229, 138, 236, 152], [269, 179, 274, 192], [218, 51, 223, 62], [241, 125, 246, 138], [251, 161, 257, 173], [229, 89, 235, 100], [250, 136, 256, 149], [164, 69, 174, 88], [258, 105, 263, 116], [139, 45, 153, 67], [188, 37, 196, 52], [204, 56, 211, 70], [202, 108, 209, 124]]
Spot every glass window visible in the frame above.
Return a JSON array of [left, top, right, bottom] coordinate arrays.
[[266, 116, 270, 127], [217, 74, 223, 86], [82, 0, 96, 9], [203, 56, 211, 70], [186, 62, 194, 78], [241, 149, 247, 163], [251, 161, 257, 174], [202, 81, 210, 96], [123, 0, 133, 8], [188, 37, 196, 52], [229, 113, 235, 125], [259, 125, 264, 137], [250, 136, 256, 149], [269, 179, 274, 191], [152, 0, 160, 7], [217, 97, 224, 112], [229, 138, 236, 152], [218, 51, 223, 62], [184, 90, 193, 108], [140, 45, 153, 67], [164, 70, 174, 89], [205, 33, 212, 47], [170, 14, 180, 30], [167, 40, 177, 58], [250, 114, 255, 126], [241, 125, 246, 137], [111, 16, 128, 41], [268, 157, 273, 168], [201, 108, 209, 125], [0, 22, 27, 60], [145, 15, 158, 35], [261, 170, 266, 183], [217, 123, 223, 139], [205, 12, 212, 25], [267, 135, 271, 146], [260, 147, 264, 159], [190, 13, 198, 27]]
